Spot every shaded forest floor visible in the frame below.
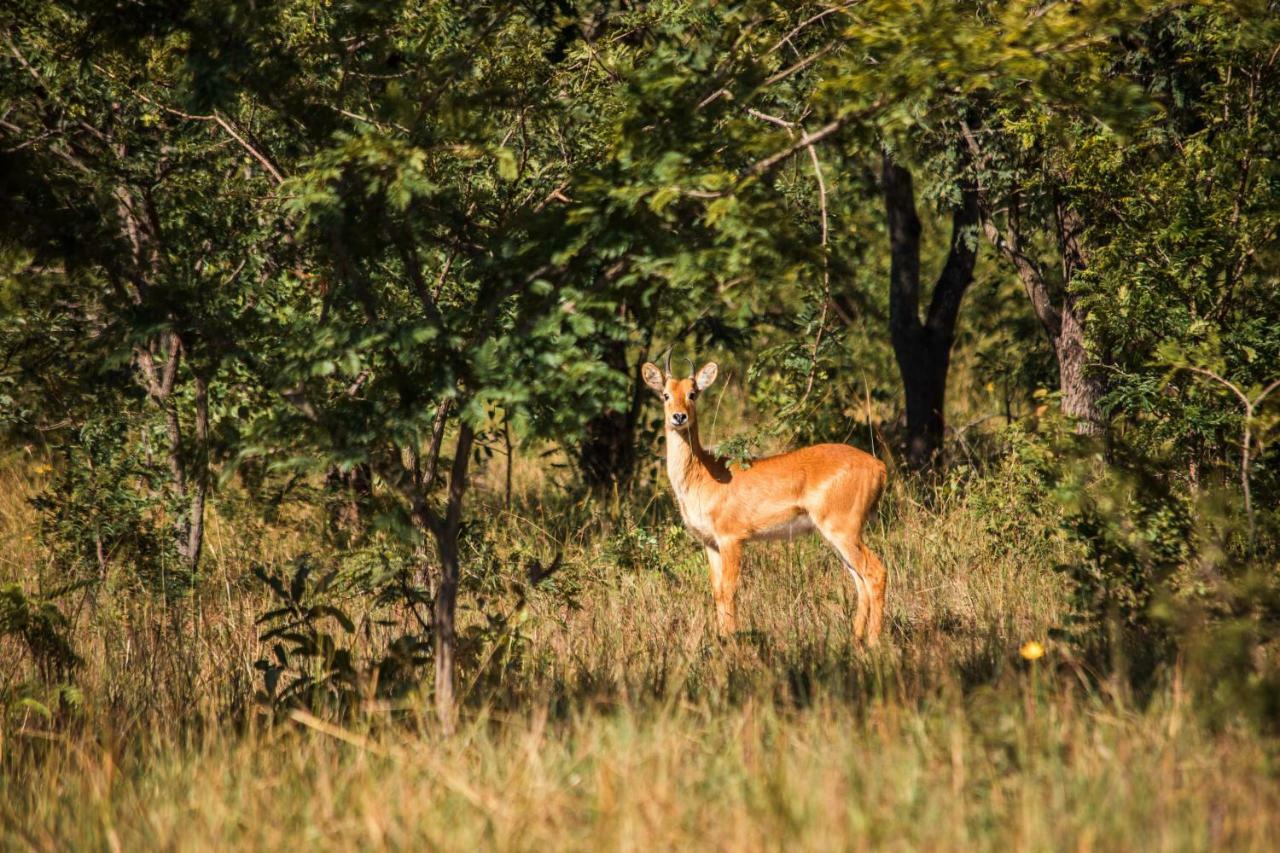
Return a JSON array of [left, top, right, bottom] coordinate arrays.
[[2, 449, 1278, 851]]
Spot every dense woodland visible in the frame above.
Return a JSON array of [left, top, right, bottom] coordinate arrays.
[[3, 1, 1280, 847]]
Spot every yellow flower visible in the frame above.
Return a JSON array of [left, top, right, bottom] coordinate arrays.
[[1020, 641, 1045, 661], [32, 463, 52, 475]]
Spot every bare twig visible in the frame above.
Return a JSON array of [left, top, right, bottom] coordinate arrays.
[[696, 88, 731, 110], [797, 134, 831, 409], [745, 115, 850, 180], [760, 43, 835, 88], [768, 3, 861, 54], [744, 110, 831, 410], [1175, 366, 1280, 546], [91, 62, 286, 185]]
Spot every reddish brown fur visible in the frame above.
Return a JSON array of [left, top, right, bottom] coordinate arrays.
[[642, 361, 889, 643]]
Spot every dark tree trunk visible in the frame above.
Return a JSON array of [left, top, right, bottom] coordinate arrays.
[[893, 326, 952, 467], [882, 153, 980, 469], [578, 337, 639, 492]]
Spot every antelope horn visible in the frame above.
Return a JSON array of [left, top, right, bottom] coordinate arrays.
[[663, 348, 673, 376]]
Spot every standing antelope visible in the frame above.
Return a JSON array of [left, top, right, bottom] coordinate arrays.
[[642, 358, 889, 644]]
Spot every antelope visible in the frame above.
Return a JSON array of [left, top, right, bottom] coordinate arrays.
[[642, 357, 889, 644]]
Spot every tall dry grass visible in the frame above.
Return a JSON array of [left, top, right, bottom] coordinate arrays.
[[2, 443, 1279, 851]]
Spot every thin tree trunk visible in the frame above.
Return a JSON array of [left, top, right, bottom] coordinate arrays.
[[503, 417, 513, 509], [182, 373, 210, 572], [136, 331, 210, 564], [433, 422, 475, 734], [433, 534, 461, 731], [977, 186, 1105, 436], [963, 117, 1107, 436]]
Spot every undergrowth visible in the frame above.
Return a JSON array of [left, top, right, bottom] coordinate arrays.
[[2, 439, 1278, 851]]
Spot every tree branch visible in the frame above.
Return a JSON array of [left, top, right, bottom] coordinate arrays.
[[960, 119, 1062, 339], [768, 3, 862, 54], [924, 179, 979, 336]]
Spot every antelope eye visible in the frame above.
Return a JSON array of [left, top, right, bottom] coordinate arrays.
[[663, 393, 670, 401], [688, 391, 698, 400]]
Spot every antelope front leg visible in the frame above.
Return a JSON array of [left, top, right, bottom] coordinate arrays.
[[705, 541, 741, 635]]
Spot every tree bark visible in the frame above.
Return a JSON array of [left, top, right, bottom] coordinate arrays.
[[963, 120, 1106, 436], [882, 153, 980, 469], [1052, 198, 1104, 434], [433, 421, 475, 734], [1054, 294, 1104, 434], [981, 198, 1105, 435], [136, 331, 211, 571]]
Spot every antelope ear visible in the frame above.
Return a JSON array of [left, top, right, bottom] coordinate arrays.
[[641, 362, 665, 394], [695, 362, 718, 390]]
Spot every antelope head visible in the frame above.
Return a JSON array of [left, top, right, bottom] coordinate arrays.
[[642, 356, 718, 432]]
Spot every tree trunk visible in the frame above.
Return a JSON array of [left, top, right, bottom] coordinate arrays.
[[893, 326, 952, 467], [977, 186, 1105, 436], [136, 331, 212, 571], [116, 176, 216, 572], [1053, 199, 1105, 435], [882, 153, 980, 469], [433, 531, 461, 731], [433, 422, 475, 734], [182, 373, 210, 572], [1054, 295, 1104, 434]]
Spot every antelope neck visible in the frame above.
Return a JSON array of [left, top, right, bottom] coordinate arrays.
[[665, 419, 711, 493]]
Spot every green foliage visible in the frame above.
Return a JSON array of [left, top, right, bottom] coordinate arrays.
[[31, 419, 171, 589], [964, 425, 1067, 566], [714, 432, 764, 472], [603, 512, 698, 577], [253, 555, 426, 714], [0, 582, 81, 682], [1000, 415, 1280, 723], [1055, 444, 1193, 647], [0, 581, 83, 725]]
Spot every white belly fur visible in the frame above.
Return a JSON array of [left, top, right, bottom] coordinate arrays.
[[751, 514, 817, 542], [675, 486, 816, 546]]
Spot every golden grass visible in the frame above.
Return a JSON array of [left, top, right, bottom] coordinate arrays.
[[3, 448, 1280, 851]]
